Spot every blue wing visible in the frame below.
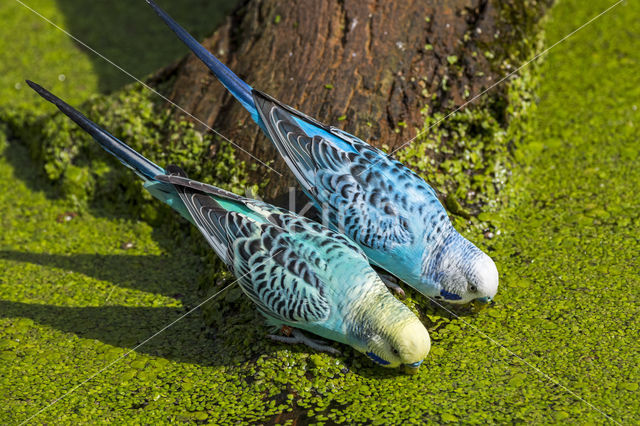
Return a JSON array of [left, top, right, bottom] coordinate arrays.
[[252, 91, 445, 251]]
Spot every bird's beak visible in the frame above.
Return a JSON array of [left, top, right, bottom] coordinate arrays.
[[471, 296, 492, 311], [403, 361, 423, 375]]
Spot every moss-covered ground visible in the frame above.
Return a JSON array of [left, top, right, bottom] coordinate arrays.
[[2, 0, 639, 423]]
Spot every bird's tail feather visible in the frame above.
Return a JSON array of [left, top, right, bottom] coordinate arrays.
[[147, 0, 258, 121], [26, 80, 165, 182]]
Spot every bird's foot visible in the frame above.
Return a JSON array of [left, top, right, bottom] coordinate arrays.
[[268, 328, 341, 355], [378, 273, 406, 298]]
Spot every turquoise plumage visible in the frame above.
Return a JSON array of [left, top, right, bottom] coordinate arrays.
[[148, 0, 499, 305], [27, 81, 430, 372]]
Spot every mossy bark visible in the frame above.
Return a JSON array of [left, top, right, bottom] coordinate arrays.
[[158, 0, 551, 198]]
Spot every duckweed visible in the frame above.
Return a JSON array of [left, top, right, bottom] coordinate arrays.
[[2, 0, 639, 424]]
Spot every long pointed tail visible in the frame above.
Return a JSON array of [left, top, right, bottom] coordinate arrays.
[[27, 81, 199, 221], [147, 0, 258, 121], [26, 80, 165, 181]]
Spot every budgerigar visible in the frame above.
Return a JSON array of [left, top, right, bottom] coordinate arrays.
[[27, 81, 431, 373], [148, 0, 499, 305]]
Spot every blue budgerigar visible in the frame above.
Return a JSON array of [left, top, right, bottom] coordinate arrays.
[[27, 81, 431, 372], [148, 1, 499, 305]]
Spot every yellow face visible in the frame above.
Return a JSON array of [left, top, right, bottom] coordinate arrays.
[[364, 317, 431, 373]]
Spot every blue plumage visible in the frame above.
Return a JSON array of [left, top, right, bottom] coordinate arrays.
[[28, 81, 430, 371], [149, 1, 499, 305]]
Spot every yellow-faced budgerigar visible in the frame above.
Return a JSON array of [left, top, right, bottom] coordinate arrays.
[[27, 81, 430, 373], [148, 0, 499, 305]]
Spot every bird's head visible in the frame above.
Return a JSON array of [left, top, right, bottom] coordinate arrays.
[[423, 228, 499, 305], [354, 298, 431, 373]]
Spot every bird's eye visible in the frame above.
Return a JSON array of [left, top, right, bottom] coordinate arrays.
[[392, 348, 399, 355], [470, 285, 478, 292]]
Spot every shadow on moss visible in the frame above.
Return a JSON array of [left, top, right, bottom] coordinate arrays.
[[0, 250, 205, 297], [0, 296, 420, 379], [52, 0, 239, 93]]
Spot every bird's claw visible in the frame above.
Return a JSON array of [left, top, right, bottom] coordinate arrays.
[[268, 328, 341, 355], [378, 273, 406, 298]]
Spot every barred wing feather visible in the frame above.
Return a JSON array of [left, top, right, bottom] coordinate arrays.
[[254, 92, 415, 250], [170, 177, 331, 324]]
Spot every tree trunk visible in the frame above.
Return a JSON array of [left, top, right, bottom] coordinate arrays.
[[161, 0, 546, 199]]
